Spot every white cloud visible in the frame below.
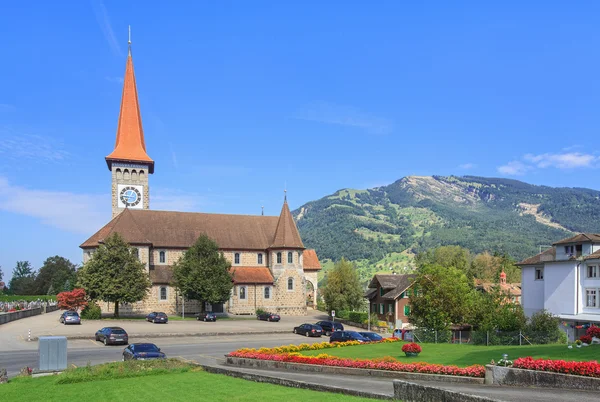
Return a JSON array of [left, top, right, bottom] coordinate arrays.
[[497, 161, 531, 176], [0, 177, 110, 234], [91, 0, 123, 57], [0, 129, 70, 163], [459, 163, 476, 170], [524, 152, 597, 169], [295, 101, 393, 135]]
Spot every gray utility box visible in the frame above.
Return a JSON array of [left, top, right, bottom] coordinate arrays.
[[38, 336, 67, 371]]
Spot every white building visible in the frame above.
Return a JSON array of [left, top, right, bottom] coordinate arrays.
[[518, 233, 600, 338]]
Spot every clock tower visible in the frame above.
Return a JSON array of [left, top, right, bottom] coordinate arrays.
[[105, 37, 154, 218]]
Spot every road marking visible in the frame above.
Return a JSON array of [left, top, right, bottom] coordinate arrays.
[[89, 340, 100, 347]]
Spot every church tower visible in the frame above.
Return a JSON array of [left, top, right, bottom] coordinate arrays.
[[105, 33, 154, 218]]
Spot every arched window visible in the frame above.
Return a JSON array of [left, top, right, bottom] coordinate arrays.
[[124, 169, 130, 180], [159, 251, 166, 264], [131, 170, 138, 180], [160, 286, 167, 301], [239, 286, 247, 300], [287, 252, 293, 264], [287, 277, 294, 291], [234, 253, 240, 265], [139, 170, 145, 180], [257, 253, 263, 265], [276, 252, 282, 264], [132, 247, 139, 259], [264, 286, 270, 299], [116, 168, 123, 179]]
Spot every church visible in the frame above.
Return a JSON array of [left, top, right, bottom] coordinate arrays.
[[80, 41, 320, 316]]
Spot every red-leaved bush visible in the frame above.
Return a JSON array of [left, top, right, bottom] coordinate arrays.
[[57, 288, 88, 311], [513, 357, 600, 378], [228, 350, 485, 378], [401, 342, 422, 353], [580, 335, 593, 344], [587, 326, 600, 339]]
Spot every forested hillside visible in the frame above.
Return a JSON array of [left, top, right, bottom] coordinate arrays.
[[294, 175, 600, 272]]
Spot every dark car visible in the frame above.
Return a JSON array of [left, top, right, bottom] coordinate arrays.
[[122, 343, 166, 361], [359, 332, 383, 342], [293, 323, 323, 337], [316, 320, 344, 336], [196, 312, 217, 322], [59, 311, 81, 325], [257, 312, 280, 322], [95, 327, 129, 346], [146, 312, 168, 324], [329, 330, 368, 344]]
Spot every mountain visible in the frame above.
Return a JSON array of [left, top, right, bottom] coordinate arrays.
[[293, 175, 600, 272]]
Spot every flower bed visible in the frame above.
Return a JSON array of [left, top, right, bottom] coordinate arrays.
[[228, 339, 485, 378], [402, 343, 422, 354], [513, 357, 600, 378]]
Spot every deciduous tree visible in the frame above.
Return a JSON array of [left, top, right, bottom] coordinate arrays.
[[33, 256, 77, 295], [77, 233, 151, 317], [9, 261, 36, 295], [173, 234, 233, 311], [57, 288, 88, 311], [323, 258, 363, 313]]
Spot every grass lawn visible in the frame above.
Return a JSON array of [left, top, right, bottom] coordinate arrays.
[[2, 361, 378, 402], [302, 342, 600, 367]]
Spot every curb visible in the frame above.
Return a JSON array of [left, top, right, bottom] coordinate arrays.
[[193, 362, 393, 400], [29, 329, 294, 341]]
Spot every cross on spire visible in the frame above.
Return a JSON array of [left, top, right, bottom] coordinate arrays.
[[128, 25, 132, 55]]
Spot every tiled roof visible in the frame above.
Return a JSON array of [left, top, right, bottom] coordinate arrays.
[[271, 199, 304, 249], [302, 249, 321, 270], [364, 288, 377, 299], [105, 51, 154, 173], [516, 247, 556, 266], [149, 265, 174, 284], [381, 274, 417, 300], [81, 208, 280, 249], [584, 249, 600, 260], [230, 267, 274, 284], [552, 233, 600, 245], [368, 274, 406, 289]]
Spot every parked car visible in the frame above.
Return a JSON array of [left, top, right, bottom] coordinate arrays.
[[122, 343, 166, 361], [146, 312, 168, 324], [315, 320, 344, 336], [59, 310, 81, 325], [257, 312, 280, 322], [196, 312, 217, 322], [95, 327, 129, 346], [293, 323, 323, 337], [358, 332, 383, 342], [329, 331, 368, 344]]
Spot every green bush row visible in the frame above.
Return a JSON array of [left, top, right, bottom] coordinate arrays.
[[81, 302, 102, 320], [0, 295, 57, 302]]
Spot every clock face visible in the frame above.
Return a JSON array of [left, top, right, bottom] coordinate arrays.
[[119, 186, 142, 207]]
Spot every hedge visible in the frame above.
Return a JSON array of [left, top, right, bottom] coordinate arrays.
[[0, 295, 57, 302]]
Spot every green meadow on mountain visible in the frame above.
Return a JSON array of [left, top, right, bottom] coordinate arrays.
[[293, 175, 600, 283]]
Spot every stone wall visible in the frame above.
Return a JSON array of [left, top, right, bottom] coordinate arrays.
[[0, 307, 43, 325], [393, 380, 494, 402], [485, 364, 600, 391]]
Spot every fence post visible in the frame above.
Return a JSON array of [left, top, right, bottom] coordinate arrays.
[[486, 331, 489, 346], [519, 331, 522, 346], [459, 331, 462, 344], [435, 331, 438, 344]]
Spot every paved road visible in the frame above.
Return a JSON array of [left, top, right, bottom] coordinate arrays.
[[0, 333, 325, 378]]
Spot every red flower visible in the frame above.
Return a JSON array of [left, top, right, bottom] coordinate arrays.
[[513, 357, 600, 378], [586, 326, 600, 339], [580, 335, 593, 344], [401, 342, 422, 353]]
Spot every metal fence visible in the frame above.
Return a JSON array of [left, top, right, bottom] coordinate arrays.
[[412, 329, 565, 346]]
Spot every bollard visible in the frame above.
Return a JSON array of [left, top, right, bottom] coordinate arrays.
[[28, 329, 31, 342]]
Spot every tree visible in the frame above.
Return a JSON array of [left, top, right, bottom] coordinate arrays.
[[77, 233, 151, 317], [0, 266, 3, 282], [172, 234, 233, 311], [33, 256, 77, 295], [57, 288, 88, 311], [415, 246, 471, 272], [323, 258, 363, 313], [410, 263, 477, 330], [9, 261, 36, 295]]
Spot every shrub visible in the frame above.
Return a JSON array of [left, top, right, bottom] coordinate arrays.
[[587, 325, 600, 339], [580, 335, 592, 344], [524, 310, 560, 344], [255, 307, 267, 316], [81, 302, 102, 320], [401, 343, 422, 353], [348, 311, 368, 324]]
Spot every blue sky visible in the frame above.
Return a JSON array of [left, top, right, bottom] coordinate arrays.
[[1, 1, 600, 282]]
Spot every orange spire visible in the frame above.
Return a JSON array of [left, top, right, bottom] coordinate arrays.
[[105, 36, 154, 173], [500, 270, 507, 285], [271, 194, 305, 249]]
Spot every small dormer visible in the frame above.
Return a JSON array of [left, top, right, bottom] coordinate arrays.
[[552, 234, 600, 261]]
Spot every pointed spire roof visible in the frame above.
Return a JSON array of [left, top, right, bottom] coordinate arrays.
[[270, 196, 305, 249], [105, 40, 154, 173]]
